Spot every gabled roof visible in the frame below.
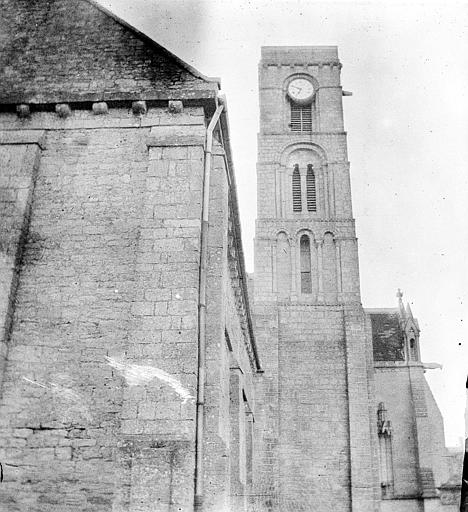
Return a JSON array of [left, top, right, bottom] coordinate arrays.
[[86, 0, 220, 86], [0, 0, 220, 104], [366, 291, 422, 362], [366, 309, 405, 362]]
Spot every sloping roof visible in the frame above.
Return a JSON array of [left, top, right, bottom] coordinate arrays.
[[86, 0, 219, 85], [366, 308, 405, 361], [0, 0, 219, 104]]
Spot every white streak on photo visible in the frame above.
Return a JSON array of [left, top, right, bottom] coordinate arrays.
[[106, 356, 193, 403]]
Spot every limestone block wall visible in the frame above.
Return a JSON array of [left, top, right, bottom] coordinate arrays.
[[0, 104, 261, 511], [252, 302, 379, 512], [0, 106, 206, 511], [0, 134, 43, 391], [200, 149, 259, 512], [375, 363, 449, 510], [422, 373, 450, 488], [276, 305, 351, 511], [375, 366, 423, 498], [251, 304, 281, 512]]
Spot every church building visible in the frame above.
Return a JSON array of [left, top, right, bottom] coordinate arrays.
[[0, 1, 459, 511]]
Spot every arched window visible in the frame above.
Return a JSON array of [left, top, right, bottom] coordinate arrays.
[[306, 164, 316, 212], [300, 235, 312, 294], [409, 338, 417, 361], [292, 164, 302, 212]]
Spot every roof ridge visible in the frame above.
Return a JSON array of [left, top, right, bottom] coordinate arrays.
[[85, 0, 220, 87], [365, 308, 399, 313]]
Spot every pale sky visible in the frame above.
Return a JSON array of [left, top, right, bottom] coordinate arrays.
[[99, 0, 468, 446]]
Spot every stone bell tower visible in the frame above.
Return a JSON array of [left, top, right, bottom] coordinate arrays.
[[252, 46, 380, 512]]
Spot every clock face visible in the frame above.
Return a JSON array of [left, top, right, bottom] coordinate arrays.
[[287, 78, 315, 103]]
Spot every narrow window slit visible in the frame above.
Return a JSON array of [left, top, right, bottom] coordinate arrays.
[[300, 235, 312, 294]]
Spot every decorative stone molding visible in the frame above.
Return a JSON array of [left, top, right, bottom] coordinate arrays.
[[264, 61, 341, 69], [16, 104, 30, 118], [438, 483, 462, 505], [55, 103, 71, 118], [227, 211, 256, 371], [92, 102, 108, 115], [168, 100, 183, 113], [279, 141, 327, 167], [377, 403, 392, 436], [132, 100, 147, 115]]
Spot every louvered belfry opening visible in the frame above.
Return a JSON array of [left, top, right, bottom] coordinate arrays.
[[306, 164, 316, 212], [291, 103, 312, 132], [292, 164, 302, 212]]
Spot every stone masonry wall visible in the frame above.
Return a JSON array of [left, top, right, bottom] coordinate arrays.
[[276, 305, 350, 511], [375, 363, 450, 508], [0, 106, 206, 512], [202, 148, 258, 512], [375, 366, 422, 498], [0, 135, 42, 392], [251, 305, 281, 512]]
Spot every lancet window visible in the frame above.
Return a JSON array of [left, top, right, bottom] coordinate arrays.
[[292, 164, 302, 212], [306, 164, 316, 212], [292, 163, 318, 213], [300, 234, 312, 294]]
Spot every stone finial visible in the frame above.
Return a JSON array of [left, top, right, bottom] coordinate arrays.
[[16, 104, 30, 118], [132, 101, 147, 115], [168, 100, 183, 114], [396, 289, 406, 318], [55, 103, 71, 118], [92, 102, 108, 115], [218, 94, 227, 108]]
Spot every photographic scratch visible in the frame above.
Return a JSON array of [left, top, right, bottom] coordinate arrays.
[[23, 377, 47, 389], [106, 356, 193, 403]]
